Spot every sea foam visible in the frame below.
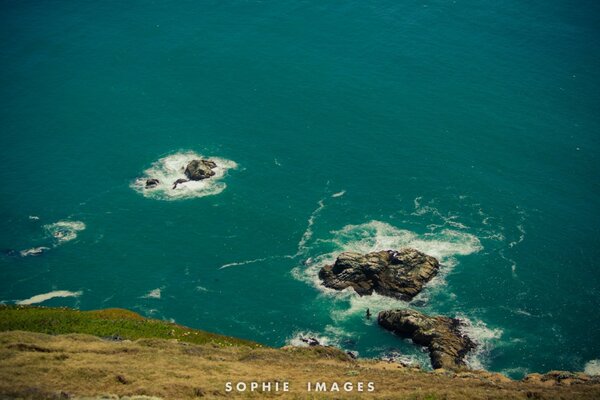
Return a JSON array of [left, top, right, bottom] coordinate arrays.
[[131, 151, 237, 200], [293, 220, 482, 293], [16, 290, 82, 305], [44, 220, 86, 244], [585, 360, 600, 376], [456, 314, 503, 370]]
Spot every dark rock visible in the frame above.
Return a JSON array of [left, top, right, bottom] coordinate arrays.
[[299, 337, 321, 346], [115, 374, 130, 384], [184, 159, 217, 181], [102, 334, 123, 342], [145, 178, 159, 188], [378, 309, 475, 370], [318, 249, 440, 300], [172, 178, 189, 189]]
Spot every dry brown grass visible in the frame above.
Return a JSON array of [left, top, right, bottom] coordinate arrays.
[[1, 331, 599, 399]]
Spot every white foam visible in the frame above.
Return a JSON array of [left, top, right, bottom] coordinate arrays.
[[331, 190, 346, 198], [28, 215, 39, 220], [44, 220, 86, 244], [585, 360, 600, 376], [131, 151, 237, 200], [17, 290, 82, 305], [286, 330, 338, 348], [456, 314, 503, 370], [19, 247, 49, 257], [220, 256, 274, 270], [142, 288, 162, 299], [296, 199, 326, 255], [292, 220, 483, 326]]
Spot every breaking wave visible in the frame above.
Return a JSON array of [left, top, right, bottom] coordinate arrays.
[[456, 314, 503, 370], [131, 151, 237, 200]]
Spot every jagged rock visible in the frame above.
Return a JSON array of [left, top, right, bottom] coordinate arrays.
[[299, 337, 321, 346], [318, 249, 439, 300], [378, 309, 475, 370], [145, 178, 159, 188], [172, 178, 189, 189], [184, 159, 217, 181]]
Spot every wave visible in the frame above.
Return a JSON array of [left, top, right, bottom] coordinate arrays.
[[130, 151, 237, 200], [44, 220, 86, 244], [16, 290, 82, 305], [220, 256, 278, 270], [142, 288, 162, 299], [296, 199, 326, 255], [456, 314, 503, 370]]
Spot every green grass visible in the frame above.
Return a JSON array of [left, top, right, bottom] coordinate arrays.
[[0, 305, 262, 348]]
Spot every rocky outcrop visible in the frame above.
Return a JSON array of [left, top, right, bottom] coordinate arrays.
[[523, 371, 600, 386], [184, 159, 217, 181], [378, 309, 475, 370], [318, 249, 439, 300]]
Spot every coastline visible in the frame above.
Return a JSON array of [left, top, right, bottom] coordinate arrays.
[[1, 306, 599, 399]]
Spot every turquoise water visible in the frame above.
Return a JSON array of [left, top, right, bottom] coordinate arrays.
[[1, 0, 599, 378]]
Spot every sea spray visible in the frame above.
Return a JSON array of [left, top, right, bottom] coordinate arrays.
[[131, 151, 237, 200]]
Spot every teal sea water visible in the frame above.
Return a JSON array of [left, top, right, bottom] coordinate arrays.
[[1, 0, 599, 378]]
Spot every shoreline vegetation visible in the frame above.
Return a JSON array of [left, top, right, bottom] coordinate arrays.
[[1, 306, 599, 399]]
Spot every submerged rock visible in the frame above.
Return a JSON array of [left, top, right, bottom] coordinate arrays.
[[145, 178, 160, 188], [19, 247, 50, 257], [184, 159, 217, 181], [378, 309, 475, 370], [318, 249, 439, 300]]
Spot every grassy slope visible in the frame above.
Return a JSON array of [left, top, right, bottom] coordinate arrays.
[[1, 306, 599, 400], [0, 305, 261, 348]]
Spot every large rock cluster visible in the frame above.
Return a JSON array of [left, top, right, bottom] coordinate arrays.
[[318, 249, 439, 300], [378, 309, 475, 370]]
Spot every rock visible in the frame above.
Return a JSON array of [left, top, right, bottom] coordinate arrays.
[[523, 371, 600, 386], [318, 249, 439, 300], [184, 159, 217, 181], [145, 178, 159, 188], [378, 309, 475, 370], [299, 337, 321, 346], [172, 178, 189, 189]]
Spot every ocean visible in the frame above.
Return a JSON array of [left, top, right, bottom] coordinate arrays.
[[1, 0, 599, 378]]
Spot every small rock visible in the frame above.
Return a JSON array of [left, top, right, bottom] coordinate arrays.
[[172, 178, 189, 189], [145, 178, 159, 188]]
